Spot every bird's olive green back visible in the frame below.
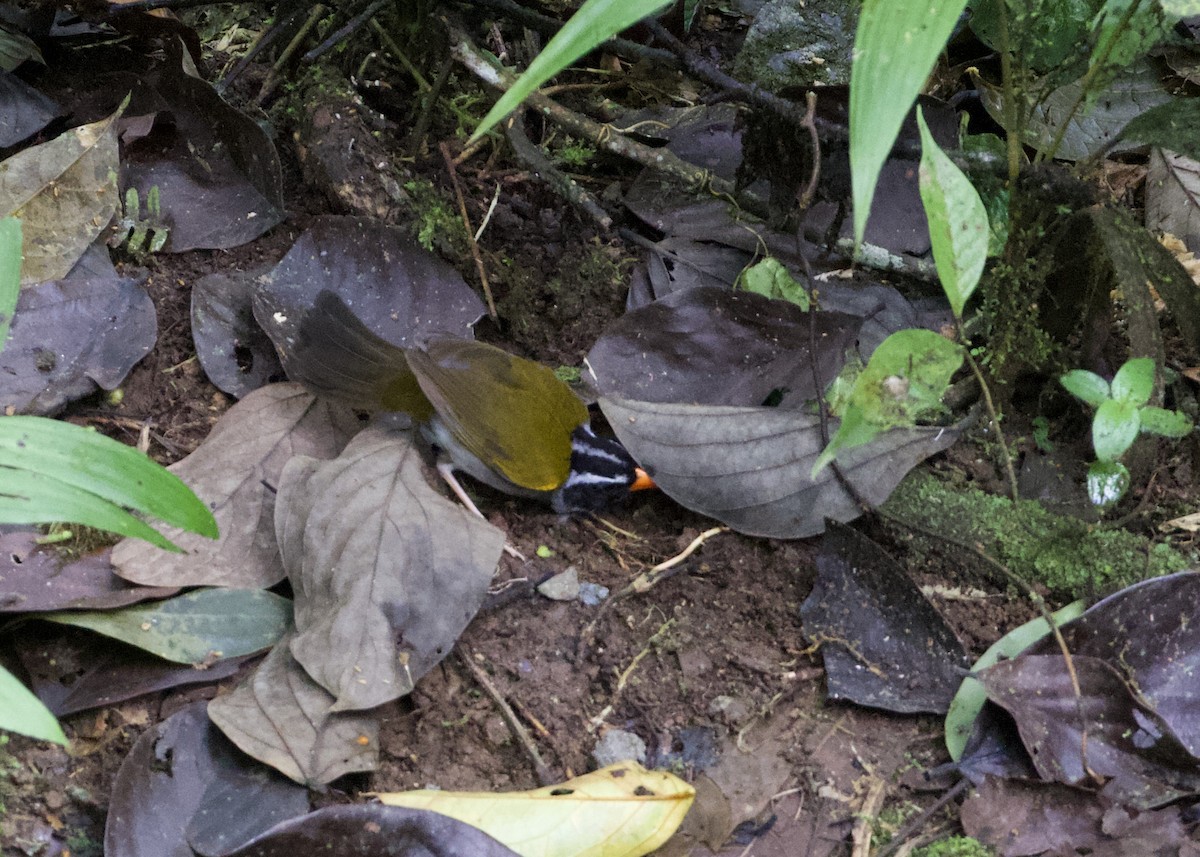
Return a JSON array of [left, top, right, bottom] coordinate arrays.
[[407, 339, 588, 491], [292, 290, 434, 420]]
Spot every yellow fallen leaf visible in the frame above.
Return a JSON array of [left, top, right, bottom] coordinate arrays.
[[374, 761, 695, 857]]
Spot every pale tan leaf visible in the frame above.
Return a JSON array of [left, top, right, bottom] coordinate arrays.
[[375, 761, 695, 857]]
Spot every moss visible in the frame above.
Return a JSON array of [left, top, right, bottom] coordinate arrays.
[[911, 836, 994, 857], [402, 179, 468, 259], [883, 472, 1191, 598]]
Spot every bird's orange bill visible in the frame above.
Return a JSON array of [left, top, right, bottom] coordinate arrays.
[[631, 467, 656, 492]]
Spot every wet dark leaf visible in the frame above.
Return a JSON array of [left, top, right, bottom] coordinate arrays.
[[254, 216, 485, 370], [207, 631, 379, 786], [277, 427, 504, 710], [192, 271, 283, 398], [0, 70, 61, 147], [801, 522, 969, 713], [111, 384, 360, 588], [980, 654, 1200, 808], [105, 701, 309, 857], [217, 804, 522, 857], [961, 776, 1191, 857], [0, 532, 177, 613], [0, 274, 155, 415], [588, 287, 860, 407], [120, 61, 284, 252], [599, 396, 960, 538]]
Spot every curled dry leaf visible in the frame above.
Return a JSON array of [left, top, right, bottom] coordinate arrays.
[[599, 396, 960, 538], [278, 427, 505, 711], [375, 761, 695, 857], [111, 384, 361, 589], [207, 631, 379, 787]]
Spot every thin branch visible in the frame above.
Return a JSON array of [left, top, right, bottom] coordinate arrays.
[[440, 141, 498, 319]]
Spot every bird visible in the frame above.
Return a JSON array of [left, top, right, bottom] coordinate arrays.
[[286, 289, 653, 515]]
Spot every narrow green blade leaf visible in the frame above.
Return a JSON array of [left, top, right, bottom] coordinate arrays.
[[0, 216, 19, 353], [0, 664, 67, 746], [849, 0, 968, 249], [0, 468, 177, 550], [1110, 356, 1154, 405], [1060, 369, 1110, 408], [472, 0, 671, 140], [0, 417, 217, 538], [43, 589, 292, 664], [1093, 398, 1140, 461], [945, 600, 1087, 760], [916, 107, 988, 318]]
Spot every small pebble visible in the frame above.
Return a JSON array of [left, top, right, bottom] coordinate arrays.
[[592, 729, 647, 767], [578, 582, 609, 606]]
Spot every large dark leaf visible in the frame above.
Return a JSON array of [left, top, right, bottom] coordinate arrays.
[[599, 396, 960, 538], [192, 271, 283, 398], [0, 532, 176, 612], [253, 216, 486, 369], [111, 384, 360, 588], [801, 522, 969, 713], [0, 274, 155, 414], [105, 702, 309, 857], [277, 427, 504, 710], [0, 69, 61, 147], [120, 60, 284, 252], [980, 654, 1200, 809], [588, 287, 860, 407], [206, 631, 380, 786], [217, 805, 522, 857]]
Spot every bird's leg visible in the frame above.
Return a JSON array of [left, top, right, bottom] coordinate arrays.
[[436, 461, 526, 561]]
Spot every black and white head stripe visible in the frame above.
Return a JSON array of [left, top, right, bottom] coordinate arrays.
[[553, 424, 640, 512]]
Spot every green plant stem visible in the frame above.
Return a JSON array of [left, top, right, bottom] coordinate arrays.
[[994, 0, 1021, 184], [959, 327, 1019, 501], [1038, 0, 1144, 163]]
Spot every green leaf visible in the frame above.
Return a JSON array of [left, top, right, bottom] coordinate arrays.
[[1060, 369, 1110, 407], [1089, 0, 1169, 90], [849, 0, 969, 249], [1110, 356, 1154, 405], [0, 417, 218, 543], [0, 217, 18, 352], [472, 0, 671, 140], [1120, 98, 1200, 162], [0, 664, 67, 745], [43, 589, 292, 664], [1139, 406, 1193, 438], [968, 0, 1097, 75], [1087, 458, 1130, 506], [814, 329, 963, 475], [917, 107, 989, 318], [1160, 0, 1200, 14], [1093, 398, 1140, 460], [737, 257, 809, 309], [945, 599, 1087, 760]]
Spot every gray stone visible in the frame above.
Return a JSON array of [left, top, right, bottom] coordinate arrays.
[[733, 0, 859, 92], [592, 728, 648, 767]]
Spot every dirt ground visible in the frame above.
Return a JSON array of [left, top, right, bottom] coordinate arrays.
[[2, 38, 1048, 857]]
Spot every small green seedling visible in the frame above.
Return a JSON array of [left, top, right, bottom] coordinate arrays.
[[111, 185, 169, 257], [1060, 357, 1193, 508], [738, 257, 810, 310]]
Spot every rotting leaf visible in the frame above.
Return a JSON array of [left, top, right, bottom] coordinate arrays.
[[375, 761, 695, 857], [0, 274, 156, 415], [41, 588, 292, 665], [1146, 148, 1200, 254], [588, 287, 860, 408], [980, 654, 1200, 808], [599, 396, 960, 538], [207, 631, 379, 786], [801, 522, 970, 714], [0, 102, 121, 283], [254, 216, 486, 368], [192, 270, 282, 398], [105, 701, 308, 857], [217, 805, 522, 857], [278, 427, 505, 711], [0, 70, 61, 148], [111, 384, 361, 589]]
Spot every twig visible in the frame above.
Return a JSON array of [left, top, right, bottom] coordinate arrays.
[[961, 337, 1020, 502], [448, 24, 731, 197], [457, 648, 555, 786], [504, 110, 614, 230], [849, 776, 888, 857], [628, 526, 726, 593], [218, 5, 308, 93], [873, 779, 970, 857], [587, 619, 675, 732], [256, 5, 327, 105], [303, 0, 387, 63], [440, 141, 498, 319]]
